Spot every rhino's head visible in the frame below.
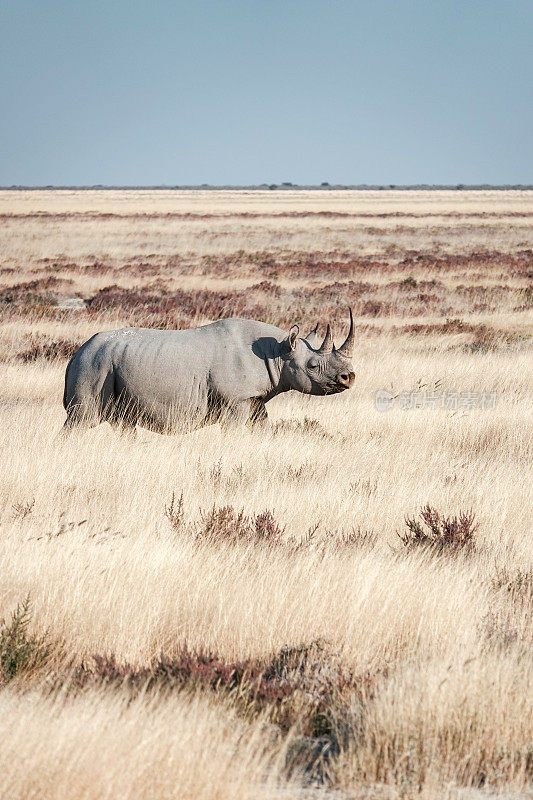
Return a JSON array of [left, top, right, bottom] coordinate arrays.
[[280, 309, 356, 395]]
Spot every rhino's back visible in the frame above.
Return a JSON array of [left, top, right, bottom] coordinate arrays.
[[107, 318, 285, 388], [70, 318, 286, 414]]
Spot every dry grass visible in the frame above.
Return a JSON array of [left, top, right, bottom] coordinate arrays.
[[0, 190, 531, 799], [0, 689, 292, 800]]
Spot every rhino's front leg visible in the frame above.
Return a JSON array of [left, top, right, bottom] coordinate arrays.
[[217, 399, 268, 429], [217, 400, 251, 429], [248, 398, 268, 427]]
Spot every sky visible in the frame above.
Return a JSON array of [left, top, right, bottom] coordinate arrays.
[[0, 0, 531, 186]]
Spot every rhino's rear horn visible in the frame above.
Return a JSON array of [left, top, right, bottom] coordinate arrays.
[[318, 324, 333, 354], [305, 323, 319, 340], [337, 307, 355, 357]]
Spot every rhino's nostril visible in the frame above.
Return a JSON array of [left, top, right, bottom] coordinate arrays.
[[338, 371, 355, 387]]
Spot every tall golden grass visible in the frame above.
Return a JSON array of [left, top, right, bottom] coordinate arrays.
[[0, 190, 531, 799]]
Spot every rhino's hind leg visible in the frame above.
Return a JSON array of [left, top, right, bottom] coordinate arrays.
[[108, 414, 138, 437], [107, 392, 139, 436], [63, 366, 115, 433], [62, 400, 102, 432]]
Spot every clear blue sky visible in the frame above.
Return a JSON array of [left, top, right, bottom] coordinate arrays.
[[0, 0, 531, 185]]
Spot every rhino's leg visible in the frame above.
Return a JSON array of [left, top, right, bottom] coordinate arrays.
[[218, 400, 250, 429], [62, 409, 97, 432], [63, 402, 102, 432], [63, 365, 115, 432], [208, 395, 266, 430], [63, 392, 105, 431], [248, 399, 268, 427], [109, 416, 138, 437], [107, 391, 139, 436]]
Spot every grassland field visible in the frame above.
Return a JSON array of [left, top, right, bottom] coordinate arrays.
[[0, 189, 531, 799]]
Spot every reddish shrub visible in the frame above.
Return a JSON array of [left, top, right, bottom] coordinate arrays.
[[401, 318, 484, 336], [195, 505, 285, 547], [164, 492, 185, 531], [69, 638, 365, 742], [17, 335, 80, 362], [398, 505, 478, 554]]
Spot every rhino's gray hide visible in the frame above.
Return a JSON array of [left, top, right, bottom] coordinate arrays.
[[63, 314, 355, 433]]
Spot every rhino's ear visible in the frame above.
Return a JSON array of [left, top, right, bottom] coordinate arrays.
[[287, 325, 299, 351]]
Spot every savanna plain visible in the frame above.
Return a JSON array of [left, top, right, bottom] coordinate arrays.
[[0, 189, 532, 799]]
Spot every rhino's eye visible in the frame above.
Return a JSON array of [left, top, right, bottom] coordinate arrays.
[[307, 358, 319, 370]]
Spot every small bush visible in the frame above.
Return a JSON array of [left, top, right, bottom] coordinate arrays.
[[286, 523, 322, 553], [0, 278, 61, 310], [197, 505, 252, 543], [332, 528, 378, 551], [0, 596, 50, 683], [287, 525, 378, 554], [398, 505, 477, 554], [12, 498, 35, 520], [492, 567, 533, 605], [164, 491, 185, 532], [252, 511, 285, 544], [165, 499, 286, 547], [196, 505, 285, 547]]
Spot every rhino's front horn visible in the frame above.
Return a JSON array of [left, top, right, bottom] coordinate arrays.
[[337, 307, 355, 358], [318, 324, 334, 354]]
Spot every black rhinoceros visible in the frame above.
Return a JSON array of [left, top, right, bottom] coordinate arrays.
[[63, 310, 355, 432]]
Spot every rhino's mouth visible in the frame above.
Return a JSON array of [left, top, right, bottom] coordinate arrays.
[[322, 382, 348, 395], [309, 378, 349, 395]]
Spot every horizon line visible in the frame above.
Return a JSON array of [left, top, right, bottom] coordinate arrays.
[[1, 183, 533, 191]]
